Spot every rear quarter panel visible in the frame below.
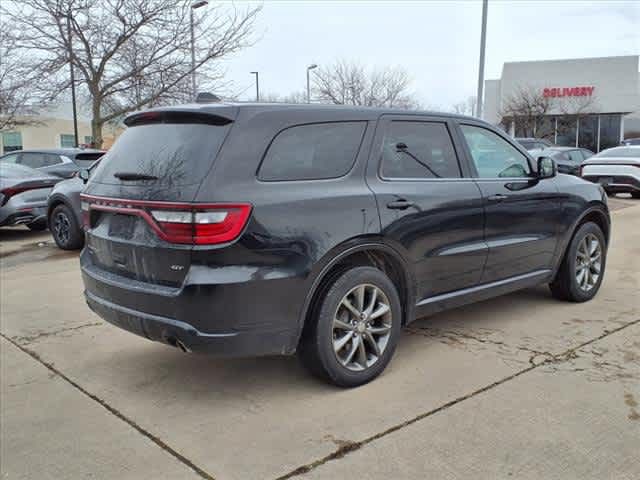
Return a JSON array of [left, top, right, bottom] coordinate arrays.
[[194, 109, 382, 342]]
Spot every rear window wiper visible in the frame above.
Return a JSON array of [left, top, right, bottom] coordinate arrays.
[[113, 172, 159, 181]]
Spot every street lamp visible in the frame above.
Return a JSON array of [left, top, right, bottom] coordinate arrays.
[[190, 0, 208, 99], [306, 64, 317, 103], [56, 10, 79, 148], [475, 0, 488, 118], [250, 71, 259, 101]]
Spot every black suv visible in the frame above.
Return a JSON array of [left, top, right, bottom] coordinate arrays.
[[81, 104, 610, 387]]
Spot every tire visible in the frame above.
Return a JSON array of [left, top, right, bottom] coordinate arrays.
[[298, 266, 402, 387], [50, 204, 84, 250], [27, 219, 47, 231], [631, 191, 640, 199], [549, 222, 606, 302]]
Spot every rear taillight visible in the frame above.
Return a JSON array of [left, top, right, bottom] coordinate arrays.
[[0, 186, 48, 206], [80, 195, 251, 245], [150, 206, 251, 245]]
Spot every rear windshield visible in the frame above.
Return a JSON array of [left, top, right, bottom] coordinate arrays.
[[594, 147, 640, 159], [73, 152, 105, 168], [90, 123, 230, 186]]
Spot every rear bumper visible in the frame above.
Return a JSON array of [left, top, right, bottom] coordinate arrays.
[[583, 174, 640, 192], [0, 206, 47, 227], [81, 250, 305, 357]]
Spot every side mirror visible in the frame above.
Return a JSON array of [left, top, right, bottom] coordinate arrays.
[[537, 156, 557, 179], [78, 168, 90, 184]]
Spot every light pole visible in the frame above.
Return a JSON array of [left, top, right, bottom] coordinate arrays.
[[475, 0, 488, 118], [306, 64, 317, 103], [250, 71, 259, 101], [57, 10, 79, 147], [190, 0, 208, 99]]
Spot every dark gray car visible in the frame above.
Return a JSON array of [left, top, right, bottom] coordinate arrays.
[[47, 159, 102, 249], [0, 148, 104, 179], [0, 163, 61, 230]]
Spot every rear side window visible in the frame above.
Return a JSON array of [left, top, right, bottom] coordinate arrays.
[[381, 121, 461, 179], [568, 150, 583, 162], [258, 122, 366, 181], [91, 123, 231, 186]]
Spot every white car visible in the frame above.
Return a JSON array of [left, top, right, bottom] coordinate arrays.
[[581, 146, 640, 198]]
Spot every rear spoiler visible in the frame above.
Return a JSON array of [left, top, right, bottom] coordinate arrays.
[[124, 110, 235, 127]]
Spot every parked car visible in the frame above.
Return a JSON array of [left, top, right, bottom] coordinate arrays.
[[0, 163, 61, 230], [80, 104, 610, 387], [581, 146, 640, 198], [515, 137, 553, 151], [47, 160, 101, 250], [0, 148, 105, 179], [620, 137, 640, 146], [529, 146, 594, 176]]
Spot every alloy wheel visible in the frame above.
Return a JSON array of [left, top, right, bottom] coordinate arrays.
[[575, 233, 602, 292], [53, 212, 71, 245], [332, 283, 392, 372]]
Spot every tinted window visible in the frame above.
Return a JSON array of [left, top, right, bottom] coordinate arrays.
[[461, 125, 530, 178], [567, 150, 583, 162], [20, 152, 49, 168], [580, 149, 594, 159], [381, 121, 460, 179], [259, 122, 366, 181], [91, 123, 231, 186], [0, 153, 19, 164]]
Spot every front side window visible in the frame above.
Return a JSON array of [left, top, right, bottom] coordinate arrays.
[[460, 124, 531, 178], [259, 122, 366, 181], [381, 121, 460, 179]]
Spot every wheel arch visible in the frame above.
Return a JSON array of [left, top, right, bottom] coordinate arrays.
[[294, 239, 415, 349], [552, 203, 610, 277]]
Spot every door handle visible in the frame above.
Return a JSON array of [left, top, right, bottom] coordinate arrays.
[[387, 200, 415, 210], [487, 194, 508, 202]]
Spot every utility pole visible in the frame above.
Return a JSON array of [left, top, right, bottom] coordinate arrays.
[[65, 12, 79, 147], [475, 0, 488, 119]]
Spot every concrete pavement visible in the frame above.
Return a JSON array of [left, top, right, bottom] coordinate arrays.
[[1, 201, 638, 480]]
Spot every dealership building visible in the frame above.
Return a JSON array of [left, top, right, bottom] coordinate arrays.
[[484, 55, 640, 152]]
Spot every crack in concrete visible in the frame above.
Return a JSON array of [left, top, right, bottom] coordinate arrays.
[[276, 317, 640, 479], [0, 333, 217, 480], [405, 325, 553, 366], [14, 322, 104, 345]]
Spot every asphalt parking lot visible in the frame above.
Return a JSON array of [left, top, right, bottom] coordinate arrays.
[[1, 196, 638, 480]]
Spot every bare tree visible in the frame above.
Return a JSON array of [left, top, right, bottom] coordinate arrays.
[[259, 91, 307, 104], [2, 0, 261, 147], [451, 96, 477, 116], [0, 25, 47, 130], [499, 86, 554, 138], [312, 60, 420, 109]]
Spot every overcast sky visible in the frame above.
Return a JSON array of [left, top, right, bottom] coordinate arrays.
[[220, 0, 639, 109]]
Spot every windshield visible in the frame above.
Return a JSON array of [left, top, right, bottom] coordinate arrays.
[[90, 123, 231, 186], [594, 147, 640, 159]]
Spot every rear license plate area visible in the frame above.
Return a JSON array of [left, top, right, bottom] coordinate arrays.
[[108, 214, 136, 239]]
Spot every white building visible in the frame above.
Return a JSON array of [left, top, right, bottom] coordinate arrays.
[[484, 55, 640, 152], [0, 103, 122, 154]]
